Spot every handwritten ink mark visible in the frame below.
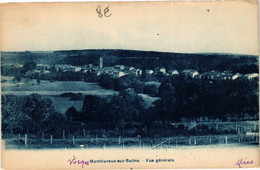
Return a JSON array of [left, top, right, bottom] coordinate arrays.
[[234, 158, 254, 168], [96, 5, 103, 18], [96, 5, 112, 18], [67, 155, 89, 168], [104, 6, 112, 17]]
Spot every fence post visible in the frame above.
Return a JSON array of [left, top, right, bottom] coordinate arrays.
[[216, 123, 218, 130], [83, 129, 86, 137], [63, 130, 65, 141], [96, 135, 98, 145], [19, 134, 21, 139], [189, 137, 191, 146], [194, 137, 196, 146], [25, 134, 27, 145], [72, 135, 75, 145], [168, 137, 171, 147], [194, 122, 197, 130], [225, 136, 227, 144], [253, 124, 256, 131], [42, 132, 44, 142], [160, 141, 163, 149], [118, 136, 121, 144], [175, 138, 178, 147], [209, 137, 212, 144], [138, 135, 141, 148], [103, 130, 106, 138], [50, 135, 53, 145]]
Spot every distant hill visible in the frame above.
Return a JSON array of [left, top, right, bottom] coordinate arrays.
[[1, 49, 258, 73]]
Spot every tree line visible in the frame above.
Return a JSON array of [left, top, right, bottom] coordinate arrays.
[[153, 76, 258, 122]]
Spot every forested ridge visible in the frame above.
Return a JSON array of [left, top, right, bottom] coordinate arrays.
[[1, 50, 258, 73]]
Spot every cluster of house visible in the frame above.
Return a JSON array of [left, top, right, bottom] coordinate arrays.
[[180, 69, 259, 80], [10, 56, 253, 80], [34, 63, 143, 78], [167, 69, 258, 80], [33, 62, 259, 81], [34, 64, 82, 74]]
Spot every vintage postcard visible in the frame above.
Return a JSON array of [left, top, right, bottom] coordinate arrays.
[[0, 1, 259, 169]]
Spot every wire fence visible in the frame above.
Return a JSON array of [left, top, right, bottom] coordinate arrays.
[[4, 133, 259, 149], [3, 121, 259, 149]]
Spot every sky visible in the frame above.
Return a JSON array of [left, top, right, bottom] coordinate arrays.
[[0, 1, 259, 55]]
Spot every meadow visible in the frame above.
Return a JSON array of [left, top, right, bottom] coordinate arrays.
[[1, 76, 159, 113]]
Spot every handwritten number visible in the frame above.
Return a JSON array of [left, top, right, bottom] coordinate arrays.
[[96, 5, 103, 18], [104, 6, 112, 17], [96, 5, 112, 18]]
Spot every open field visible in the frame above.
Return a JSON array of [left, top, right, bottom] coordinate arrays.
[[138, 94, 160, 108], [1, 76, 117, 95], [1, 76, 160, 112], [1, 76, 117, 113]]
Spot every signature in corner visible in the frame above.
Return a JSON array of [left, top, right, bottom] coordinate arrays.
[[67, 155, 89, 168], [234, 158, 255, 168]]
